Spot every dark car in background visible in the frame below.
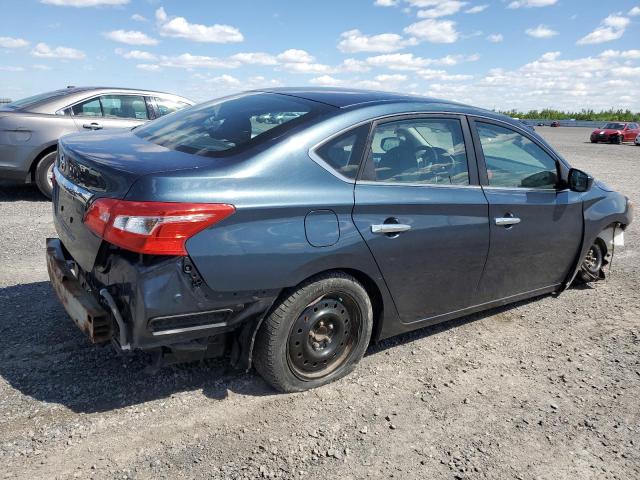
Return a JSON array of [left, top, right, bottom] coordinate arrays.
[[0, 87, 193, 198], [550, 121, 560, 127], [590, 122, 640, 144], [46, 88, 633, 392]]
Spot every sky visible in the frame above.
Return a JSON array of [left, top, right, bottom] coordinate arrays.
[[1, 0, 640, 112]]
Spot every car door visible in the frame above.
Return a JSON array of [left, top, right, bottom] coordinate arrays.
[[625, 123, 639, 142], [149, 96, 193, 119], [71, 94, 150, 131], [352, 114, 490, 323], [469, 118, 584, 302]]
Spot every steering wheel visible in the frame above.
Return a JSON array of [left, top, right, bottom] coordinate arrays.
[[414, 146, 437, 165]]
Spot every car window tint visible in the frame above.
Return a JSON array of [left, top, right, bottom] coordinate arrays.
[[101, 95, 148, 120], [365, 118, 469, 185], [315, 124, 369, 180], [135, 93, 332, 157], [71, 98, 102, 117], [476, 122, 558, 189], [153, 97, 191, 117]]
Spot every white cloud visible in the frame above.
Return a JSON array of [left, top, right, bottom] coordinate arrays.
[[157, 53, 236, 69], [31, 42, 85, 60], [465, 4, 488, 13], [0, 66, 25, 72], [207, 74, 241, 87], [416, 1, 467, 18], [365, 52, 477, 70], [577, 14, 629, 45], [115, 48, 157, 61], [280, 62, 333, 74], [374, 0, 398, 5], [525, 25, 558, 38], [0, 37, 29, 48], [230, 52, 278, 65], [32, 64, 52, 70], [131, 13, 147, 22], [629, 6, 640, 16], [487, 33, 503, 42], [136, 64, 160, 72], [508, 0, 557, 8], [103, 30, 158, 45], [155, 7, 243, 43], [310, 75, 343, 86], [600, 49, 640, 59], [41, 0, 128, 6], [339, 58, 371, 73], [276, 49, 315, 64], [338, 29, 415, 53], [375, 73, 407, 82], [404, 19, 459, 43], [417, 69, 473, 81]]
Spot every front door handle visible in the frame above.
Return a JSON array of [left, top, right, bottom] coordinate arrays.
[[82, 122, 103, 130], [495, 216, 521, 227], [371, 223, 412, 234]]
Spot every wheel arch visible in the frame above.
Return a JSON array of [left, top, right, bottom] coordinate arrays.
[[234, 266, 387, 372], [28, 143, 57, 181]]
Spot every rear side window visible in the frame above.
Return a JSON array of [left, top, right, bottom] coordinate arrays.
[[101, 95, 149, 120], [135, 93, 333, 157], [362, 118, 469, 185], [153, 97, 191, 117], [314, 125, 369, 180], [72, 98, 102, 117], [476, 122, 558, 189]]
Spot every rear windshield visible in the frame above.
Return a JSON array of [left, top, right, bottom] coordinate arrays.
[[603, 123, 626, 130], [2, 90, 68, 110], [134, 92, 333, 157]]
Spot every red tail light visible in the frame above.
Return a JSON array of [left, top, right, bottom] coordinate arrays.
[[84, 199, 235, 255]]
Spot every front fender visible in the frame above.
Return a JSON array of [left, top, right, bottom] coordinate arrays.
[[561, 186, 633, 289]]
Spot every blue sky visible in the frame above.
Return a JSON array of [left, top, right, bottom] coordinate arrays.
[[1, 0, 640, 111]]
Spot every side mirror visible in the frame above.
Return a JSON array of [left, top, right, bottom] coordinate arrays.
[[568, 168, 593, 192], [380, 137, 400, 152]]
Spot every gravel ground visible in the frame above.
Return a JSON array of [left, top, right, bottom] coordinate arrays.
[[0, 127, 638, 480]]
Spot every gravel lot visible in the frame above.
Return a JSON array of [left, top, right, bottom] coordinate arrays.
[[0, 127, 638, 479]]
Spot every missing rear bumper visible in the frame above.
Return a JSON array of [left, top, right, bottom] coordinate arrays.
[[46, 237, 113, 344]]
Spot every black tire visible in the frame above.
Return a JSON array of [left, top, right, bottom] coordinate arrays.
[[580, 242, 604, 282], [34, 150, 57, 199], [253, 272, 373, 392], [616, 135, 623, 145]]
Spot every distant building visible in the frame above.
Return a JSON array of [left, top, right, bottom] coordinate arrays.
[[0, 98, 12, 104]]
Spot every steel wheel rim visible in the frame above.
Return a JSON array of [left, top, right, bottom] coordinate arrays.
[[583, 245, 601, 273], [287, 292, 362, 381], [46, 163, 54, 189]]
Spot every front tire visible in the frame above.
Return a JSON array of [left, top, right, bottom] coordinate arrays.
[[34, 150, 57, 199], [254, 272, 373, 392], [580, 242, 604, 282]]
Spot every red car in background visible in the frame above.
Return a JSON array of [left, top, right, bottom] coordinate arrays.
[[590, 122, 640, 144]]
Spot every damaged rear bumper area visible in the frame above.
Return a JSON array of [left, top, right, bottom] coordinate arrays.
[[46, 238, 277, 361]]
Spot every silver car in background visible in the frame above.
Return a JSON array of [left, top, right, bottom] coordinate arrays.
[[0, 86, 193, 198]]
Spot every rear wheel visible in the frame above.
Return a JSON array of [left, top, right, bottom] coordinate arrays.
[[253, 272, 373, 392], [34, 150, 57, 199], [616, 135, 623, 145]]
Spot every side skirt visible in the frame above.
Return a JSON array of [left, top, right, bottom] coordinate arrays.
[[378, 284, 560, 340]]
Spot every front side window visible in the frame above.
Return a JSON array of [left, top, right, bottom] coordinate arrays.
[[101, 95, 148, 120], [476, 122, 558, 189], [153, 97, 191, 117], [314, 125, 369, 179], [603, 122, 626, 130], [71, 97, 102, 117], [135, 93, 332, 157], [362, 118, 469, 185]]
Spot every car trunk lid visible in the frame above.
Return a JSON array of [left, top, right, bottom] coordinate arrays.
[[54, 129, 214, 271]]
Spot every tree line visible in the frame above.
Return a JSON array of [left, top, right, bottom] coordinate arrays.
[[500, 108, 640, 122]]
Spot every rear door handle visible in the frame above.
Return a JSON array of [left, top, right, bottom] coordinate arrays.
[[495, 216, 521, 227], [371, 224, 412, 234], [82, 122, 103, 130]]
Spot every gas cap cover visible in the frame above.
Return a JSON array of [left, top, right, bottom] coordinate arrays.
[[304, 210, 339, 247]]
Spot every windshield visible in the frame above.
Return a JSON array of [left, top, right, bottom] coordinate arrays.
[[603, 123, 625, 130], [134, 93, 333, 157], [2, 89, 68, 110]]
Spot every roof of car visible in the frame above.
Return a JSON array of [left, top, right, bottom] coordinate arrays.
[[258, 87, 465, 109]]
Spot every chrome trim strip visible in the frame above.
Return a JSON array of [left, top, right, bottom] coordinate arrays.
[[357, 180, 481, 189], [53, 166, 93, 204], [148, 308, 234, 336]]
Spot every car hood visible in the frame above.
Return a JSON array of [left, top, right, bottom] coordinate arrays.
[[592, 128, 623, 134]]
